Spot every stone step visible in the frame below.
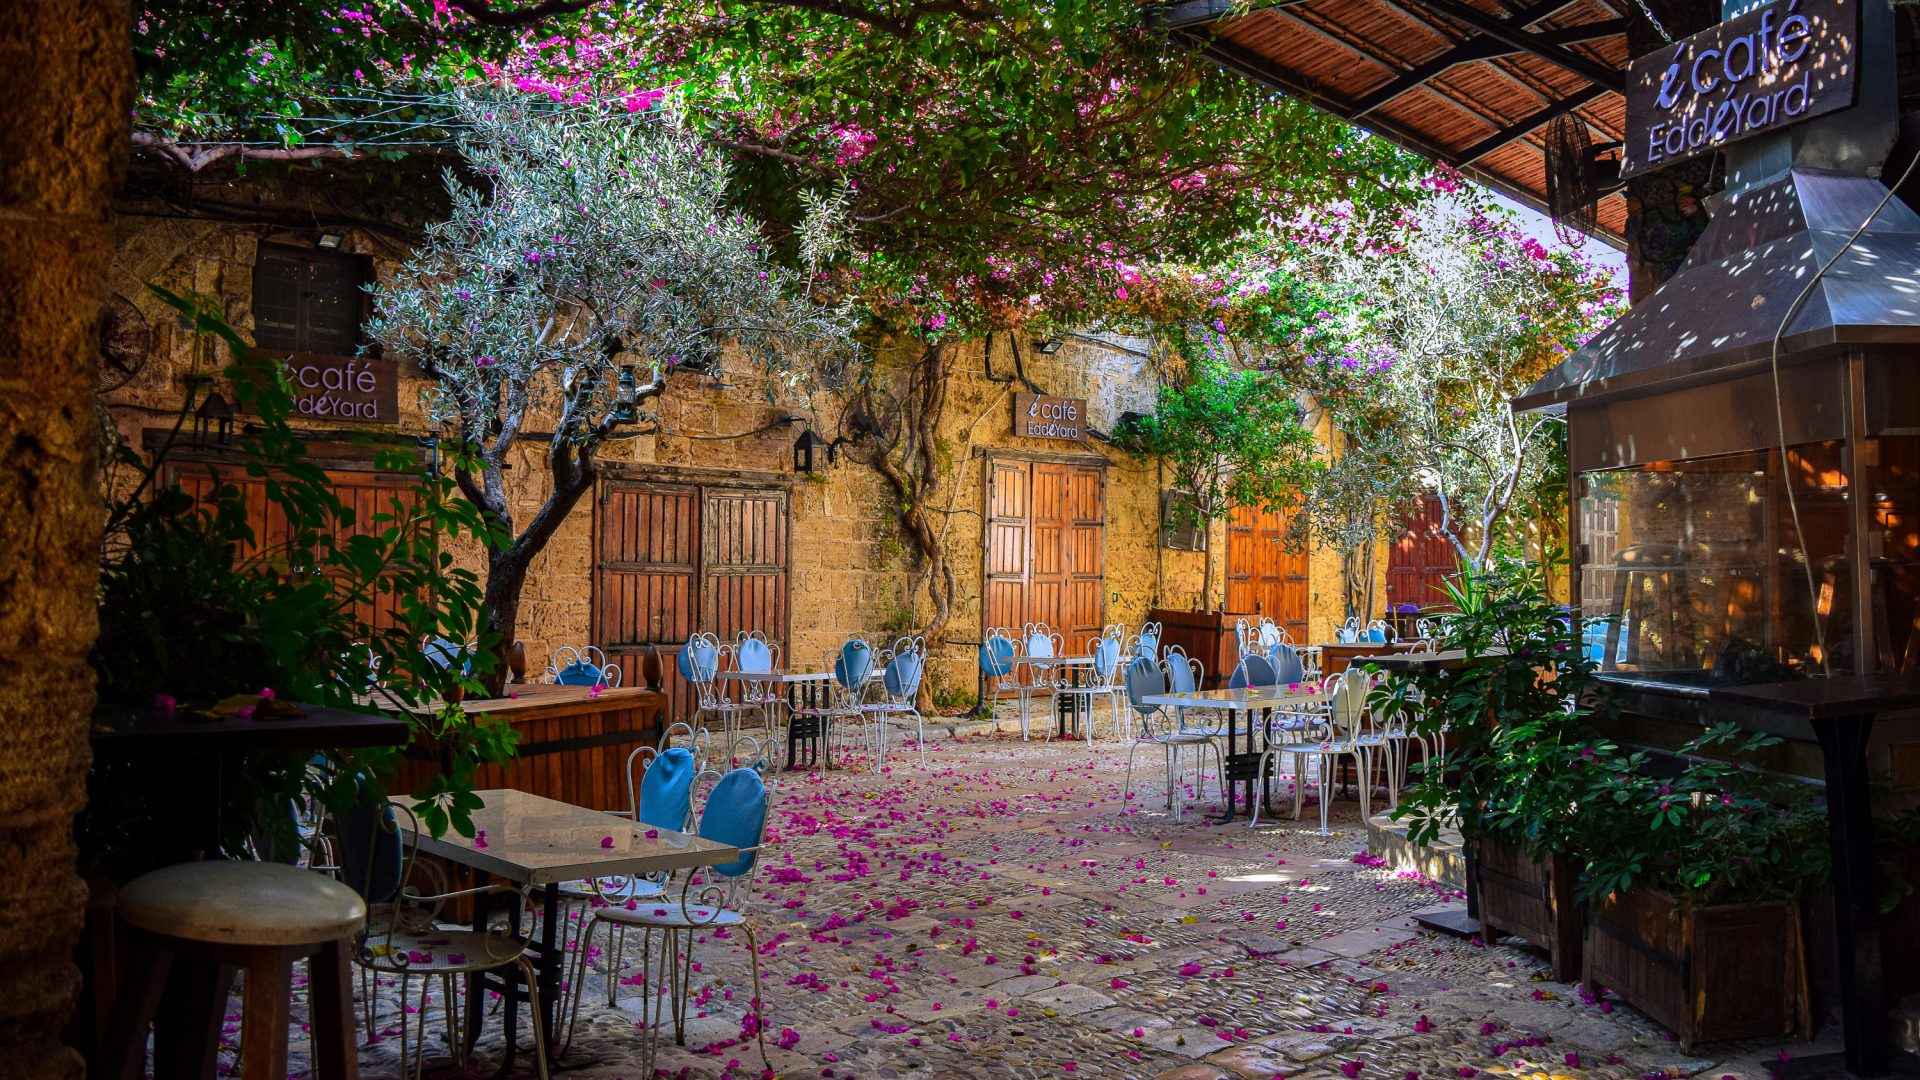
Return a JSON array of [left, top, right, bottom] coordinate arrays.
[[1364, 811, 1466, 888]]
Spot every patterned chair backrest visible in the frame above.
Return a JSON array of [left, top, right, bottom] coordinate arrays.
[[1330, 669, 1369, 738], [1363, 626, 1388, 644], [554, 660, 605, 687], [1230, 652, 1279, 690], [1256, 620, 1283, 650], [1164, 646, 1202, 695], [636, 746, 697, 832], [1136, 621, 1161, 659], [677, 634, 720, 683]]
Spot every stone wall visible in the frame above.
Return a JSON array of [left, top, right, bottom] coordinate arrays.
[[102, 198, 1400, 708]]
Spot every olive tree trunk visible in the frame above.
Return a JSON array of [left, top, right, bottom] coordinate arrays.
[[0, 0, 128, 1074]]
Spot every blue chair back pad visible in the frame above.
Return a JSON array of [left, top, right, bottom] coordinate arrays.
[[979, 636, 1017, 676], [699, 768, 769, 878], [1124, 655, 1165, 709], [1092, 636, 1121, 677], [555, 660, 603, 686], [1025, 633, 1055, 658], [884, 649, 924, 699], [738, 638, 774, 673], [1230, 654, 1278, 689], [835, 641, 873, 690], [1136, 632, 1158, 657], [1364, 628, 1387, 643], [1269, 644, 1305, 685], [639, 747, 697, 831], [338, 798, 402, 905], [1168, 656, 1198, 694]]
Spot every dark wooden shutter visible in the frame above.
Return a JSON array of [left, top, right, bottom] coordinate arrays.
[[1387, 495, 1457, 612], [595, 483, 700, 714], [1161, 491, 1206, 552], [702, 488, 788, 644], [252, 243, 366, 356], [985, 459, 1031, 633], [983, 456, 1105, 645]]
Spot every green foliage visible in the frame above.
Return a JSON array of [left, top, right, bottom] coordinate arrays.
[[1387, 559, 1829, 908], [1113, 355, 1319, 530], [89, 285, 518, 868]]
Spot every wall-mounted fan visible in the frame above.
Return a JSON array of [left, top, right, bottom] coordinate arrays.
[[1543, 115, 1623, 248], [96, 293, 151, 392]]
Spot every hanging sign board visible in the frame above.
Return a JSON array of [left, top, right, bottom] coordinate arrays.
[[282, 353, 400, 424], [1014, 392, 1086, 442], [1620, 0, 1859, 179]]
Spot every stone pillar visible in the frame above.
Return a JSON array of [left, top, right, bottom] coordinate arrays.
[[0, 1, 129, 1075]]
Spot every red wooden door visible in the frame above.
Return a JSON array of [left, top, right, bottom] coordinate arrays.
[[594, 479, 789, 721], [170, 462, 421, 633], [1387, 495, 1457, 614], [1226, 504, 1309, 642], [983, 457, 1104, 644]]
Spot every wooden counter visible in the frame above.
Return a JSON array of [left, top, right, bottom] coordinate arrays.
[[391, 684, 668, 813], [1316, 640, 1429, 676]]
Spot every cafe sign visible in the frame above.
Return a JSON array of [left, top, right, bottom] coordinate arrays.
[[1014, 392, 1086, 442], [1620, 0, 1858, 179], [283, 352, 399, 424]]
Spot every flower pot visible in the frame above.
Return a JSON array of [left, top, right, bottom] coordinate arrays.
[[1582, 884, 1804, 1049], [1472, 838, 1581, 982]]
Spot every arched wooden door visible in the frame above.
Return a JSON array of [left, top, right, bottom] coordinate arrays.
[[1225, 504, 1308, 642]]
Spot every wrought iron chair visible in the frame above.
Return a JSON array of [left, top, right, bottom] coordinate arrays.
[[1135, 620, 1163, 660], [978, 630, 1030, 737], [678, 633, 757, 759], [545, 644, 621, 688], [1122, 655, 1222, 819], [1053, 634, 1126, 745], [863, 637, 928, 764], [1260, 669, 1372, 834]]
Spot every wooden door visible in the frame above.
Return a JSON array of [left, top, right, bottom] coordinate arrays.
[[170, 462, 421, 633], [1387, 495, 1457, 615], [594, 478, 789, 721], [1226, 504, 1309, 642], [983, 456, 1105, 645]]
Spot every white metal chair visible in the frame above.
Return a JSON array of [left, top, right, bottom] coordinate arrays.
[[829, 637, 875, 761], [1259, 670, 1371, 835], [1053, 634, 1127, 745], [979, 630, 1032, 737], [862, 637, 928, 764], [1122, 655, 1223, 819], [678, 634, 758, 760], [1135, 620, 1163, 661], [1021, 625, 1065, 739], [733, 632, 782, 731], [545, 644, 621, 687]]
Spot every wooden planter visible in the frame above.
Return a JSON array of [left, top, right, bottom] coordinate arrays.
[[1472, 838, 1581, 982], [1582, 885, 1804, 1049]]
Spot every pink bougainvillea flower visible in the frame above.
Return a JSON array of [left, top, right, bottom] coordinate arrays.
[[1340, 1062, 1363, 1078], [258, 686, 276, 700], [600, 836, 615, 848], [1414, 1016, 1433, 1033]]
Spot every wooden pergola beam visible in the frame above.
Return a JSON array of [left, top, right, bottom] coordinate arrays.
[[1350, 36, 1513, 115], [1393, 0, 1625, 89], [1456, 84, 1609, 163]]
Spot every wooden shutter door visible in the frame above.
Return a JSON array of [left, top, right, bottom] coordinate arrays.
[[596, 483, 700, 715], [1029, 463, 1069, 637], [1226, 505, 1261, 615], [702, 488, 788, 644], [1063, 464, 1104, 642], [985, 459, 1032, 633], [1227, 505, 1309, 641], [1388, 495, 1456, 612]]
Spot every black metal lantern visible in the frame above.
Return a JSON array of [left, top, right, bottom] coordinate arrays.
[[193, 391, 234, 446], [608, 363, 640, 425], [793, 427, 831, 474]]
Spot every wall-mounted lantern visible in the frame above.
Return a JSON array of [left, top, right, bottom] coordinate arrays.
[[793, 427, 833, 474], [608, 363, 640, 425], [1034, 338, 1064, 354], [194, 391, 235, 446]]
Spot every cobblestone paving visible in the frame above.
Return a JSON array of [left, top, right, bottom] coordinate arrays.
[[325, 721, 1828, 1079]]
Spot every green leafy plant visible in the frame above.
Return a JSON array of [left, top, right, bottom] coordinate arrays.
[[1113, 354, 1319, 610], [86, 285, 517, 874]]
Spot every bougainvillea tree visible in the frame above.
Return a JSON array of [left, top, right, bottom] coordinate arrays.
[[367, 95, 860, 686]]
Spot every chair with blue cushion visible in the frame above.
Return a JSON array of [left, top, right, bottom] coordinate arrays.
[[1268, 642, 1306, 686], [1229, 652, 1279, 690], [733, 632, 783, 734], [678, 633, 756, 758], [1136, 620, 1163, 660], [863, 638, 928, 765], [545, 644, 622, 688], [1053, 634, 1127, 745], [588, 768, 770, 1068], [1122, 655, 1222, 819], [825, 637, 873, 760], [979, 631, 1033, 738]]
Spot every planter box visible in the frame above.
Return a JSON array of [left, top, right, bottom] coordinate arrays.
[[1472, 838, 1581, 982], [1583, 884, 1803, 1049]]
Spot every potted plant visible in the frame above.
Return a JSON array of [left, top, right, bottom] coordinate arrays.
[[1570, 723, 1824, 1049], [1388, 556, 1601, 980]]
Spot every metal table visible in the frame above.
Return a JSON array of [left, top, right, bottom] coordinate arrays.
[[1024, 656, 1097, 739], [718, 668, 838, 768], [399, 789, 739, 1072], [1140, 685, 1324, 822]]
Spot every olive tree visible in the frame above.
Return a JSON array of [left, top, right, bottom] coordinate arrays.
[[369, 95, 861, 686]]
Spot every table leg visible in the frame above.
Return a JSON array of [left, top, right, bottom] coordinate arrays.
[[1212, 708, 1245, 823], [464, 884, 488, 1060], [537, 884, 562, 1063]]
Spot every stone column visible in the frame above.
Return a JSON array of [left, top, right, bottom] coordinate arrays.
[[0, 1, 129, 1075]]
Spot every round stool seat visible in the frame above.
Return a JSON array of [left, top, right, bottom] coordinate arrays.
[[119, 861, 366, 947]]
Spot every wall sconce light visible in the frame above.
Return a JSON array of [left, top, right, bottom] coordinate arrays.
[[194, 391, 235, 446], [793, 427, 832, 474], [315, 233, 344, 250], [1035, 338, 1064, 355], [609, 363, 640, 425]]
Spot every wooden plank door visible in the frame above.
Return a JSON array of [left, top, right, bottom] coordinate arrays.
[[702, 488, 788, 646], [1387, 495, 1457, 614], [984, 458, 1031, 634], [1226, 504, 1309, 642], [983, 456, 1105, 646], [595, 483, 700, 716]]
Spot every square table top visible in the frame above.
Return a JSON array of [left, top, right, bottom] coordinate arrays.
[[398, 788, 740, 885], [92, 703, 408, 758], [716, 669, 835, 682], [1141, 686, 1325, 710], [1710, 675, 1920, 720]]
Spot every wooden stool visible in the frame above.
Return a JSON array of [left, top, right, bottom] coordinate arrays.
[[102, 861, 367, 1080]]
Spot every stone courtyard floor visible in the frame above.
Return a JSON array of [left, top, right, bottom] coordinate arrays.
[[329, 722, 1827, 1080]]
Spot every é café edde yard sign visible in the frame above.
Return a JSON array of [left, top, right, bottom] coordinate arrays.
[[283, 352, 399, 424], [1621, 0, 1859, 179], [1014, 392, 1087, 442]]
